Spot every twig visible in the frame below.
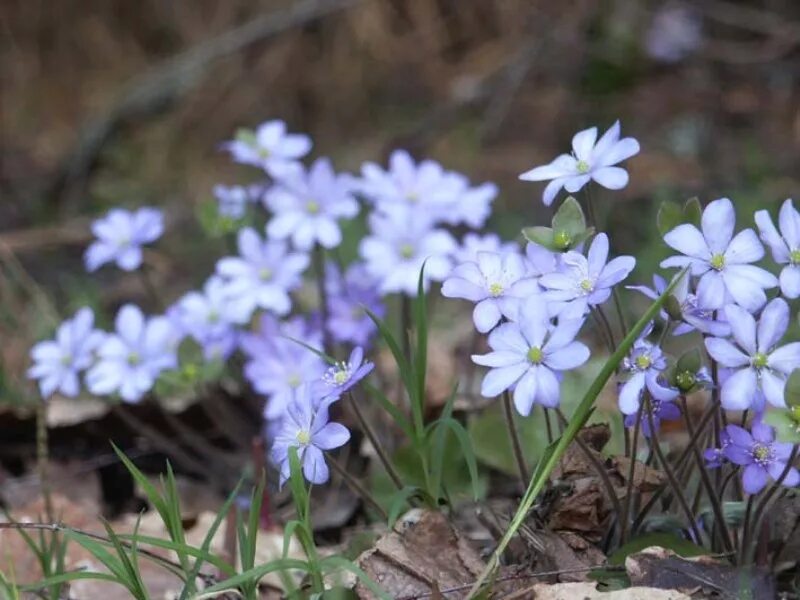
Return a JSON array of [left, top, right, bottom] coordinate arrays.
[[46, 0, 361, 205], [327, 457, 388, 520]]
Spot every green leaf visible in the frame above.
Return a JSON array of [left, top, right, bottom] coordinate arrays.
[[433, 417, 481, 500], [785, 369, 800, 407], [522, 226, 555, 249], [683, 197, 702, 228], [656, 200, 682, 236], [764, 409, 800, 444], [189, 558, 311, 598], [607, 533, 706, 566], [552, 196, 586, 238], [414, 264, 429, 434]]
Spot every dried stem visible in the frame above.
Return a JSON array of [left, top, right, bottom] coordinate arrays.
[[328, 457, 388, 520], [346, 392, 404, 492], [618, 407, 642, 545]]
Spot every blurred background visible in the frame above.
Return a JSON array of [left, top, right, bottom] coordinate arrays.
[[1, 0, 799, 439]]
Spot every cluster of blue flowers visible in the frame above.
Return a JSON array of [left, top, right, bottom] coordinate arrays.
[[27, 115, 800, 498]]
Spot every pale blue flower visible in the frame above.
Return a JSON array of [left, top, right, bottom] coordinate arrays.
[[86, 304, 177, 403], [213, 184, 255, 219], [519, 121, 640, 205], [705, 298, 800, 410], [452, 233, 518, 265], [84, 207, 163, 272], [27, 308, 104, 399], [270, 388, 350, 485], [755, 198, 800, 299], [359, 206, 456, 295], [661, 198, 777, 312], [265, 158, 359, 250], [173, 276, 239, 360], [222, 120, 311, 177], [216, 228, 309, 323], [539, 233, 635, 315], [442, 251, 541, 332], [241, 315, 327, 420], [472, 296, 590, 415]]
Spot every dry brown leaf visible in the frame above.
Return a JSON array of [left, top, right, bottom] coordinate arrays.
[[517, 582, 691, 599], [355, 509, 484, 599]]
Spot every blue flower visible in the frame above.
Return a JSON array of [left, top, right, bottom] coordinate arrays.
[[359, 206, 456, 296], [539, 233, 636, 315], [619, 332, 678, 415], [270, 388, 350, 485], [661, 198, 777, 312], [519, 121, 640, 206], [472, 296, 590, 415], [320, 347, 374, 401], [452, 233, 518, 265], [241, 315, 327, 420], [442, 251, 541, 333], [86, 304, 177, 403], [265, 158, 359, 250], [624, 398, 681, 438], [84, 207, 163, 272], [216, 228, 309, 323], [705, 298, 800, 410], [27, 308, 104, 399], [213, 184, 257, 219], [222, 120, 311, 177], [723, 421, 799, 494], [325, 263, 385, 347], [755, 198, 800, 299]]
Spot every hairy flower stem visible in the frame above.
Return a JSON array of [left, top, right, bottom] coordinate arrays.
[[591, 306, 617, 351], [312, 244, 332, 354], [328, 457, 388, 520], [680, 396, 733, 553], [644, 397, 702, 543], [634, 403, 719, 530], [36, 401, 53, 523], [543, 405, 554, 445], [346, 393, 404, 492], [501, 392, 528, 490], [619, 407, 642, 545], [138, 264, 165, 311], [555, 408, 623, 523], [741, 445, 799, 565]]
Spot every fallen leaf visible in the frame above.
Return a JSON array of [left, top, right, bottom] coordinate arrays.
[[355, 509, 484, 599], [514, 581, 691, 599]]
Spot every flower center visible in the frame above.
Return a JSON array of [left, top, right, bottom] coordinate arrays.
[[127, 352, 141, 366], [405, 191, 419, 203], [489, 282, 504, 297], [576, 160, 590, 174], [553, 230, 572, 250], [527, 346, 544, 364], [333, 369, 349, 385], [752, 443, 772, 465], [399, 244, 415, 259], [752, 352, 768, 369], [287, 373, 302, 388], [791, 249, 800, 265], [676, 370, 696, 391], [635, 354, 652, 370], [580, 278, 594, 292], [208, 310, 220, 324], [259, 267, 273, 282], [258, 147, 271, 159], [710, 253, 725, 271], [296, 429, 311, 445], [60, 353, 73, 367], [306, 200, 320, 214]]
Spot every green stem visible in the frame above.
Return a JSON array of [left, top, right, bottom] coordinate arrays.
[[502, 392, 529, 490]]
